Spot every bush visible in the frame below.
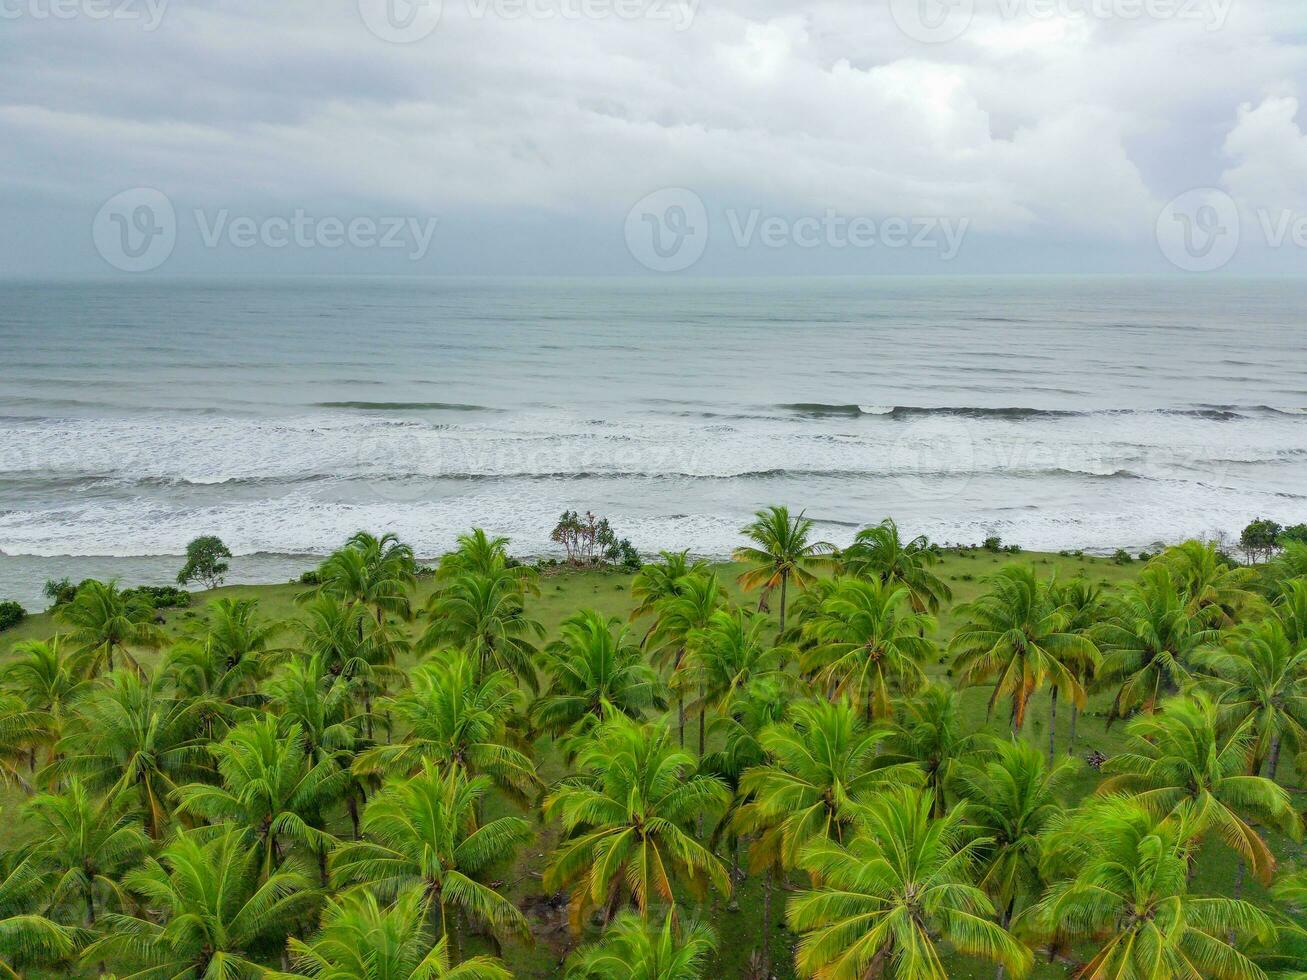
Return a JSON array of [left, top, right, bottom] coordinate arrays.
[[1003, 543, 1022, 554], [1240, 518, 1283, 564], [1112, 549, 1133, 565], [42, 577, 77, 607], [982, 536, 1003, 553], [298, 569, 322, 586], [176, 535, 233, 590], [123, 585, 191, 609], [1137, 550, 1156, 562], [0, 601, 26, 632]]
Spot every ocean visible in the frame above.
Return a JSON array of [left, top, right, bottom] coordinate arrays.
[[1, 275, 1305, 608]]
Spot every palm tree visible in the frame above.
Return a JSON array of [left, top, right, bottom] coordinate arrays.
[[883, 683, 989, 818], [544, 714, 730, 931], [25, 778, 150, 925], [840, 518, 952, 613], [0, 851, 81, 979], [564, 910, 716, 980], [953, 740, 1075, 945], [1099, 693, 1301, 883], [331, 762, 532, 955], [800, 577, 934, 722], [307, 531, 417, 625], [733, 505, 834, 636], [48, 671, 208, 838], [57, 578, 162, 677], [1195, 618, 1307, 781], [0, 637, 90, 769], [1019, 797, 1273, 980], [163, 597, 280, 707], [648, 572, 726, 750], [1097, 564, 1222, 722], [175, 716, 347, 879], [533, 610, 666, 744], [85, 826, 317, 979], [949, 565, 1099, 742], [630, 551, 711, 637], [283, 886, 511, 980], [1047, 577, 1107, 756], [735, 699, 919, 974], [1265, 865, 1307, 980], [788, 787, 1032, 980], [353, 655, 539, 806], [438, 527, 539, 595], [1158, 539, 1259, 625], [420, 572, 545, 692], [1273, 577, 1307, 648], [0, 693, 50, 794], [679, 607, 789, 758]]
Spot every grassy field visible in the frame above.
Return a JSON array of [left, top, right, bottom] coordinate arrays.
[[1, 548, 1299, 978]]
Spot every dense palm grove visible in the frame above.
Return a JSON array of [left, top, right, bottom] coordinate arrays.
[[3, 508, 1307, 978]]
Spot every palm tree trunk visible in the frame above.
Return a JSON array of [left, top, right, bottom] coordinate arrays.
[[1068, 703, 1079, 756], [347, 792, 361, 840], [995, 898, 1015, 980], [778, 572, 788, 636], [727, 835, 741, 911], [1266, 733, 1283, 782], [1048, 686, 1058, 764], [761, 868, 774, 976]]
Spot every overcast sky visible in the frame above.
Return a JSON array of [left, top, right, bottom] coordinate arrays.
[[2, 0, 1305, 276]]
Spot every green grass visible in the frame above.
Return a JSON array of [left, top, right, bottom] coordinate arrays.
[[1, 549, 1295, 978]]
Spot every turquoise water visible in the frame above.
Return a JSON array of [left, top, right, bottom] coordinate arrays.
[[1, 275, 1305, 606]]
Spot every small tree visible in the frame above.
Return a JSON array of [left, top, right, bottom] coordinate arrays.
[[551, 511, 637, 568], [176, 535, 232, 590], [1240, 518, 1283, 564], [42, 578, 76, 607]]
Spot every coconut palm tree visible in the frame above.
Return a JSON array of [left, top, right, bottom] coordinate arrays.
[[84, 826, 317, 979], [331, 762, 532, 955], [1097, 565, 1222, 723], [532, 610, 666, 744], [735, 699, 920, 973], [57, 579, 163, 677], [1273, 577, 1307, 648], [544, 714, 730, 931], [47, 671, 208, 838], [0, 693, 51, 794], [953, 740, 1075, 944], [306, 531, 417, 625], [564, 910, 716, 980], [733, 506, 835, 636], [0, 850, 82, 979], [0, 637, 90, 769], [420, 572, 545, 692], [949, 565, 1099, 741], [1047, 577, 1108, 757], [25, 778, 150, 926], [1099, 693, 1302, 883], [1019, 796, 1273, 980], [282, 885, 511, 980], [788, 787, 1032, 980], [163, 597, 281, 708], [265, 653, 360, 765], [840, 518, 952, 614], [630, 551, 712, 637], [883, 683, 989, 818], [175, 716, 347, 879], [647, 572, 726, 750], [1264, 865, 1307, 980], [800, 577, 934, 722], [1157, 539, 1259, 626], [678, 607, 790, 756], [353, 655, 539, 806], [437, 527, 538, 596], [1194, 618, 1307, 781]]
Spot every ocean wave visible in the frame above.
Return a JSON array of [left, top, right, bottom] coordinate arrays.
[[314, 401, 499, 412]]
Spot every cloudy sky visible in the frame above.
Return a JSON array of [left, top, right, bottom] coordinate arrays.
[[2, 0, 1305, 275]]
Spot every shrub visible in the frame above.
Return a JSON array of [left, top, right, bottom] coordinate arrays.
[[1112, 549, 1132, 565], [42, 577, 77, 607], [982, 536, 1003, 553], [0, 601, 26, 632], [123, 585, 191, 609], [1003, 543, 1022, 554], [298, 569, 322, 586], [1240, 518, 1284, 564], [1137, 550, 1156, 562], [176, 535, 233, 590]]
